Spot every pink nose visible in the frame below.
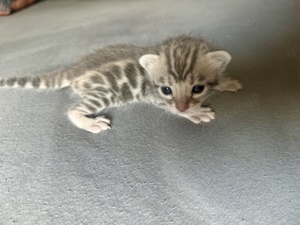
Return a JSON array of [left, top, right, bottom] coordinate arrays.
[[175, 102, 189, 112]]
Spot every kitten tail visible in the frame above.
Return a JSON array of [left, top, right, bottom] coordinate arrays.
[[0, 70, 74, 89]]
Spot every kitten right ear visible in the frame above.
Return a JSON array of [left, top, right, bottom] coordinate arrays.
[[139, 54, 159, 73], [206, 51, 231, 72]]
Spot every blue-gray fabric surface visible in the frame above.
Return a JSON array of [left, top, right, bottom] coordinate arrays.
[[0, 0, 299, 224]]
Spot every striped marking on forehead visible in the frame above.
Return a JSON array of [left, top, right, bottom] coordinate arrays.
[[164, 47, 178, 82], [188, 73, 206, 85], [163, 44, 200, 82], [157, 72, 175, 86]]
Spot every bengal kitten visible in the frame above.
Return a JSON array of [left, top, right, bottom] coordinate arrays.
[[0, 35, 242, 133]]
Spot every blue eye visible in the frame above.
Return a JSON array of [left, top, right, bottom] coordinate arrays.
[[192, 85, 205, 93], [161, 86, 172, 95]]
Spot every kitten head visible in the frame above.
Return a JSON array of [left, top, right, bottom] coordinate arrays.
[[139, 37, 231, 115]]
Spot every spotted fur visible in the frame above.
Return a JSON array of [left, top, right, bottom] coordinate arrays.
[[0, 35, 242, 133]]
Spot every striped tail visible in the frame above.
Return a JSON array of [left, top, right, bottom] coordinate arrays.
[[0, 69, 75, 89]]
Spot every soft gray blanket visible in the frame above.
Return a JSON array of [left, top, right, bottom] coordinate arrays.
[[0, 0, 299, 224]]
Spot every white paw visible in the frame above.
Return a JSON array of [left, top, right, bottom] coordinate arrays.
[[226, 79, 242, 92], [68, 110, 111, 133], [83, 116, 111, 133], [216, 79, 242, 92], [186, 107, 215, 124]]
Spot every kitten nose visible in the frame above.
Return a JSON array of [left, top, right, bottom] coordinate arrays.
[[175, 102, 189, 112]]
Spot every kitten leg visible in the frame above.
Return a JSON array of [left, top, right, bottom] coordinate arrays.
[[214, 77, 242, 92], [183, 107, 215, 124], [68, 98, 111, 133]]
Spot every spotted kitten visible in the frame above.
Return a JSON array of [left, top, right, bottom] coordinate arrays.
[[0, 35, 242, 133]]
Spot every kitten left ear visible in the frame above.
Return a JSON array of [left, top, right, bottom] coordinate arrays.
[[206, 51, 231, 72], [139, 54, 159, 73]]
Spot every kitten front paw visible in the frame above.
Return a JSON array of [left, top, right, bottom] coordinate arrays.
[[87, 116, 111, 133], [68, 110, 111, 133], [215, 79, 242, 92], [186, 107, 215, 124]]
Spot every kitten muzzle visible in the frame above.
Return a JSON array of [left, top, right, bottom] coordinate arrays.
[[175, 102, 189, 112]]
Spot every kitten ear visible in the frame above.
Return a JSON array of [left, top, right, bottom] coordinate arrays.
[[139, 54, 159, 73], [206, 51, 231, 72]]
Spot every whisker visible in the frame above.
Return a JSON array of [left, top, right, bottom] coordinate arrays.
[[160, 111, 169, 135]]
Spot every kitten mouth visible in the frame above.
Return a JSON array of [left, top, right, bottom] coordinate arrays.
[[175, 105, 202, 115], [176, 110, 189, 115], [166, 105, 191, 115], [171, 107, 190, 115]]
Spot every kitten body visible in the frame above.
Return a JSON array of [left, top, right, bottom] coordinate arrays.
[[0, 35, 242, 133]]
